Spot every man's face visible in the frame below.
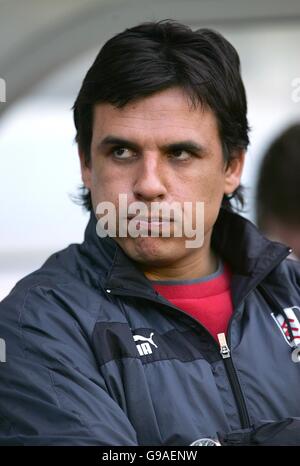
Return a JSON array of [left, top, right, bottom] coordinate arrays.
[[79, 87, 244, 274]]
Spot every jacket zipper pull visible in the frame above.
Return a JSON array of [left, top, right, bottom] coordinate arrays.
[[217, 333, 231, 359]]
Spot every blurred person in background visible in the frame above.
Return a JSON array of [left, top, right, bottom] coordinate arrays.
[[256, 124, 300, 260]]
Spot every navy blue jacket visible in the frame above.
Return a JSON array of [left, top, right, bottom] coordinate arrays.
[[1, 208, 300, 445]]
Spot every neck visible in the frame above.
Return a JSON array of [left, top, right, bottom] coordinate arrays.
[[139, 243, 219, 282]]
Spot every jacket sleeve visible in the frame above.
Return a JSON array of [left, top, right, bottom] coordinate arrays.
[[0, 282, 138, 446]]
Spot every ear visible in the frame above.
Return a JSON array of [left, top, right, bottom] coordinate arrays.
[[78, 148, 92, 190], [224, 150, 245, 195]]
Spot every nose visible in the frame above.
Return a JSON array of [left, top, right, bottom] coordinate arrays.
[[133, 153, 168, 201]]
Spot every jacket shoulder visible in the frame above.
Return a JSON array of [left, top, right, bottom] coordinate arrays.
[[1, 241, 108, 314], [0, 244, 109, 366], [280, 258, 300, 286], [266, 258, 300, 300], [0, 252, 137, 445]]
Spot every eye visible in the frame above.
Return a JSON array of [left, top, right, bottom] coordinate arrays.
[[171, 149, 192, 161], [111, 147, 135, 160]]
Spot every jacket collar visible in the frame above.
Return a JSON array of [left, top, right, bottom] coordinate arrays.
[[211, 209, 290, 306], [82, 208, 290, 307], [211, 208, 290, 276]]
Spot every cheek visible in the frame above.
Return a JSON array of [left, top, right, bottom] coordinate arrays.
[[184, 166, 225, 203], [206, 176, 226, 205], [186, 168, 225, 231], [203, 173, 226, 213], [90, 163, 134, 212], [90, 162, 119, 192]]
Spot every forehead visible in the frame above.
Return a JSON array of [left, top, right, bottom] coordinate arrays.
[[91, 87, 220, 144]]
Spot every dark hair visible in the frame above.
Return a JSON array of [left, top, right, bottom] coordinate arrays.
[[72, 20, 249, 212], [256, 123, 300, 228]]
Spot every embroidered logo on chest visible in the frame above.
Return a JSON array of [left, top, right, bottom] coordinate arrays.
[[133, 332, 158, 356], [271, 306, 300, 347]]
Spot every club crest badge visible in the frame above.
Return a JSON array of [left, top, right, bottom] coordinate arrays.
[[272, 306, 300, 346], [271, 306, 300, 362]]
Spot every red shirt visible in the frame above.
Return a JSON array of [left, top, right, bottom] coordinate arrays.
[[151, 263, 233, 341]]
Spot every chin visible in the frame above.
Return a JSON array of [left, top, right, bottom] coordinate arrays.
[[120, 236, 185, 265]]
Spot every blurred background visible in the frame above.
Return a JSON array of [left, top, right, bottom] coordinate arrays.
[[0, 0, 300, 300]]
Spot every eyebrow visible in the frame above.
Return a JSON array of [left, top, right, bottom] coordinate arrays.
[[96, 135, 206, 154]]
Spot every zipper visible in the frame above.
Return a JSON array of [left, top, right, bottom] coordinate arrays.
[[106, 286, 252, 429], [218, 333, 231, 358], [213, 247, 292, 426], [217, 333, 251, 428]]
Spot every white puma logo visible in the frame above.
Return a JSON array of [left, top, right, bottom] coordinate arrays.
[[133, 332, 158, 356]]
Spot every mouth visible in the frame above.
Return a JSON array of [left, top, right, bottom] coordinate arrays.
[[127, 216, 174, 228], [127, 215, 174, 223], [125, 215, 175, 236]]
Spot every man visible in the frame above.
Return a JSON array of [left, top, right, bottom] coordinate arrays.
[[0, 21, 300, 446], [256, 123, 300, 260]]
